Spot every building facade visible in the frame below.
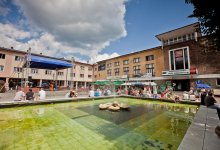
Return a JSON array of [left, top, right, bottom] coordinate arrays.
[[93, 46, 164, 82], [0, 47, 93, 90]]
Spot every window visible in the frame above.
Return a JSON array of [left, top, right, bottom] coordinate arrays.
[[146, 55, 154, 61], [216, 79, 220, 86], [94, 68, 97, 71], [169, 47, 190, 70], [114, 68, 120, 76], [0, 65, 4, 71], [88, 75, 92, 78], [14, 67, 22, 73], [80, 74, 84, 78], [31, 69, 38, 74], [123, 67, 129, 75], [88, 67, 93, 71], [70, 73, 75, 77], [94, 75, 97, 78], [58, 71, 64, 76], [15, 56, 24, 61], [133, 65, 141, 75], [98, 63, 106, 71], [80, 66, 84, 70], [107, 69, 112, 76], [183, 35, 186, 41], [133, 58, 140, 63], [146, 64, 155, 76], [45, 70, 52, 75], [0, 53, 5, 59], [123, 60, 129, 65], [114, 61, 120, 67], [107, 63, 112, 68]]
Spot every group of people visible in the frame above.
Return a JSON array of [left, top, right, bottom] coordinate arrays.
[[200, 89, 220, 120], [13, 87, 46, 101]]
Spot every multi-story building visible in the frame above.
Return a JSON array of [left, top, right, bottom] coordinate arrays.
[[0, 47, 93, 90], [94, 22, 220, 91], [1, 22, 219, 92], [93, 46, 164, 82], [156, 22, 220, 91]]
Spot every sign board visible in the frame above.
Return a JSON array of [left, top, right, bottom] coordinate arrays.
[[162, 69, 190, 76]]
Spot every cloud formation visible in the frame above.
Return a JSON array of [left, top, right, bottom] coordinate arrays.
[[11, 0, 127, 58]]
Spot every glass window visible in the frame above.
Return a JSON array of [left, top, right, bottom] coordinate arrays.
[[114, 61, 120, 67], [123, 60, 129, 65], [0, 53, 5, 59], [146, 55, 154, 61], [114, 68, 120, 76], [123, 67, 129, 75], [88, 75, 92, 78], [15, 56, 25, 61], [31, 69, 38, 74], [133, 58, 140, 63], [80, 66, 84, 70], [98, 63, 106, 71], [14, 67, 22, 73], [0, 65, 4, 71], [107, 69, 112, 76], [45, 70, 52, 75], [146, 64, 155, 76], [133, 65, 141, 75], [169, 47, 190, 70], [107, 63, 112, 68], [88, 67, 93, 71], [58, 72, 64, 76], [80, 74, 84, 78]]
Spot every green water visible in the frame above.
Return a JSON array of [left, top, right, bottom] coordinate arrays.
[[0, 98, 198, 150]]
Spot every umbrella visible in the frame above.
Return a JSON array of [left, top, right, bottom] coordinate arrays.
[[196, 83, 211, 89], [112, 80, 124, 85]]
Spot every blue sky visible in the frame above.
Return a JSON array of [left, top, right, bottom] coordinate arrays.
[[0, 0, 197, 62]]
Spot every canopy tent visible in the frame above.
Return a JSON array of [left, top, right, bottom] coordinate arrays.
[[26, 55, 73, 70]]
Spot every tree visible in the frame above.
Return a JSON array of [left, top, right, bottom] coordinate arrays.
[[186, 0, 220, 51]]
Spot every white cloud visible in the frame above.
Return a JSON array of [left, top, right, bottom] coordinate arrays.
[[89, 52, 120, 63], [13, 0, 127, 55]]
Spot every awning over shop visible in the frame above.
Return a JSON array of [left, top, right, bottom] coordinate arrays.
[[28, 55, 73, 70]]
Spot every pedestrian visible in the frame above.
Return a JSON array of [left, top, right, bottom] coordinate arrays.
[[205, 91, 220, 120]]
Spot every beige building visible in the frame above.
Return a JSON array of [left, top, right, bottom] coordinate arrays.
[[93, 46, 164, 82], [0, 47, 93, 90]]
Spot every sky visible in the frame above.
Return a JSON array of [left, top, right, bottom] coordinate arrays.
[[0, 0, 197, 63]]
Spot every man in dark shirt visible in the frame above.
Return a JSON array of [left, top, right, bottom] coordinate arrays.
[[200, 90, 207, 105], [205, 91, 220, 120], [26, 88, 34, 100]]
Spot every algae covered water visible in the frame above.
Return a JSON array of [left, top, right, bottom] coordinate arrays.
[[0, 98, 198, 150]]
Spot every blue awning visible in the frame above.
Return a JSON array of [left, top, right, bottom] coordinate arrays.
[[29, 55, 72, 70]]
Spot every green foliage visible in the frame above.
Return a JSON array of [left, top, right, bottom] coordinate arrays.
[[186, 0, 220, 51]]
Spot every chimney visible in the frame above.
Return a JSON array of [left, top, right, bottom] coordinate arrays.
[[11, 47, 13, 49], [40, 53, 42, 55]]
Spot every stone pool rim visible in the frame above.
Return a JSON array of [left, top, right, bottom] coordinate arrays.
[[0, 95, 200, 109]]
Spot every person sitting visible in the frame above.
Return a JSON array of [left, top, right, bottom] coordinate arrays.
[[13, 86, 25, 101], [38, 88, 46, 100], [69, 90, 77, 98], [26, 88, 35, 100], [88, 89, 95, 97], [205, 91, 220, 120]]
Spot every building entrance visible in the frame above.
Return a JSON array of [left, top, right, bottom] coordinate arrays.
[[172, 79, 190, 91]]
